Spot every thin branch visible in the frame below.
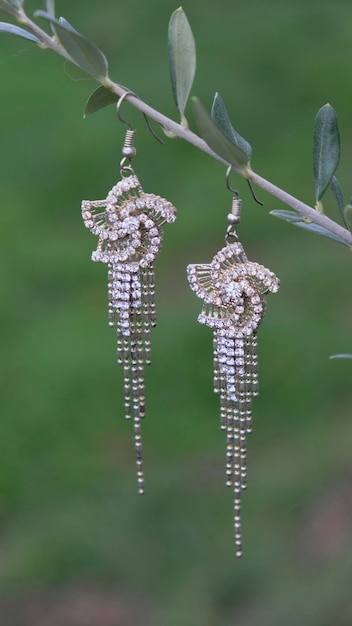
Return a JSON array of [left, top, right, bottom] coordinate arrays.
[[104, 80, 352, 247], [15, 9, 352, 248], [16, 9, 75, 62]]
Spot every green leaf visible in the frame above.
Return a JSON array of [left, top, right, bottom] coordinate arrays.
[[84, 85, 118, 117], [6, 0, 22, 7], [313, 104, 340, 202], [211, 92, 252, 161], [168, 7, 196, 123], [191, 97, 249, 171], [344, 204, 352, 233], [329, 354, 352, 359], [0, 1, 17, 15], [35, 12, 109, 80], [271, 209, 348, 245], [0, 21, 41, 43], [270, 209, 302, 223], [33, 10, 53, 27], [330, 175, 347, 227], [56, 17, 109, 80], [293, 221, 347, 245]]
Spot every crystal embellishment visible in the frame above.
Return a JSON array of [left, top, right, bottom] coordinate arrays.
[[187, 241, 279, 556], [82, 174, 176, 494]]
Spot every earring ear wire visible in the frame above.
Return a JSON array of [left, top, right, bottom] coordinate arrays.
[[116, 90, 164, 146], [226, 164, 264, 206], [225, 164, 239, 198]]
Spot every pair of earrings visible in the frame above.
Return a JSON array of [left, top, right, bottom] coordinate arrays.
[[81, 93, 280, 557]]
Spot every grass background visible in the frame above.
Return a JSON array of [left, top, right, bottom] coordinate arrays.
[[0, 0, 352, 624]]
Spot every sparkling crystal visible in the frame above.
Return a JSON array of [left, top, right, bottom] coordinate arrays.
[[123, 216, 139, 233]]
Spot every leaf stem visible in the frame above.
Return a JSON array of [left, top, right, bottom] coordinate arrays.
[[14, 10, 352, 248]]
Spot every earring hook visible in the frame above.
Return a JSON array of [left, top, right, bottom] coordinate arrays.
[[226, 164, 264, 206], [247, 179, 264, 206], [225, 165, 239, 198], [116, 91, 135, 130], [116, 91, 164, 145]]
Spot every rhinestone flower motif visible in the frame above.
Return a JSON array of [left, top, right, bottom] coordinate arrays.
[[81, 174, 176, 268], [187, 241, 279, 336], [81, 174, 177, 496], [187, 240, 279, 557]]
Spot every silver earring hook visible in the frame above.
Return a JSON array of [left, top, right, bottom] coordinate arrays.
[[226, 164, 264, 206], [226, 165, 239, 198], [116, 91, 135, 130], [116, 91, 164, 144], [247, 179, 264, 206]]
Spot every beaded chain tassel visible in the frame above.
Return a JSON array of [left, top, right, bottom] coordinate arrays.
[[187, 198, 279, 556], [81, 128, 176, 494]]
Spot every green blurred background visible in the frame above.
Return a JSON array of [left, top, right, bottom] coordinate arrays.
[[0, 0, 352, 624]]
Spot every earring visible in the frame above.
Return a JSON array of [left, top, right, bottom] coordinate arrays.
[[81, 93, 177, 494], [187, 179, 279, 557]]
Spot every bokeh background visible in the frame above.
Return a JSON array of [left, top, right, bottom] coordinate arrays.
[[0, 0, 352, 624]]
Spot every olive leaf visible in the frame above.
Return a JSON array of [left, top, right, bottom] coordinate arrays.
[[329, 354, 352, 359], [330, 175, 348, 229], [313, 104, 340, 202], [0, 0, 18, 15], [293, 221, 347, 245], [33, 10, 51, 18], [84, 85, 118, 117], [35, 12, 109, 80], [192, 97, 249, 171], [269, 209, 302, 223], [0, 22, 41, 43], [7, 0, 22, 7], [344, 204, 352, 233], [168, 7, 196, 125], [270, 210, 348, 245], [211, 92, 252, 161]]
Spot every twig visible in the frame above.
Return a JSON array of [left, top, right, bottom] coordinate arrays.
[[15, 8, 352, 248], [17, 8, 75, 62], [103, 80, 352, 247]]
